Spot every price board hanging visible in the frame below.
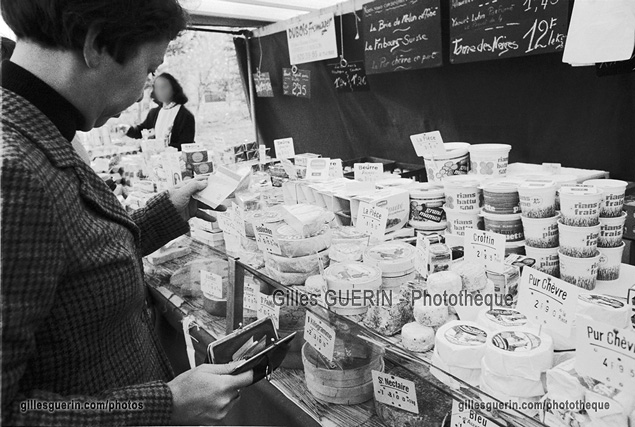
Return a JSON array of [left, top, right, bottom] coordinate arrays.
[[449, 0, 570, 64], [464, 229, 506, 274], [253, 72, 274, 97], [282, 67, 311, 99], [327, 60, 371, 93]]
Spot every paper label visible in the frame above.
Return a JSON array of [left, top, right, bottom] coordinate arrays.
[[450, 400, 491, 427], [445, 325, 488, 346], [253, 72, 274, 97], [244, 280, 259, 311], [328, 159, 344, 179], [304, 312, 335, 361], [201, 270, 223, 299], [575, 316, 635, 394], [372, 371, 419, 414], [354, 163, 383, 182], [464, 229, 506, 274], [257, 292, 280, 329], [355, 202, 388, 242], [274, 138, 295, 159], [491, 331, 541, 352], [410, 131, 445, 157], [286, 13, 338, 65], [305, 157, 330, 181], [217, 210, 245, 238], [193, 166, 248, 209], [414, 233, 430, 277], [253, 222, 282, 255], [516, 267, 580, 336]]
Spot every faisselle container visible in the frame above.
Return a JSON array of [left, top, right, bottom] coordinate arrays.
[[521, 214, 559, 249], [583, 179, 628, 218], [482, 212, 524, 243], [363, 242, 416, 289], [558, 250, 600, 289], [596, 243, 625, 283], [423, 142, 471, 182], [558, 185, 603, 227], [445, 209, 483, 236], [468, 144, 512, 177], [518, 180, 557, 219], [408, 184, 447, 230], [524, 246, 560, 277], [558, 222, 600, 258], [442, 175, 483, 213], [482, 179, 522, 214], [598, 212, 627, 248]]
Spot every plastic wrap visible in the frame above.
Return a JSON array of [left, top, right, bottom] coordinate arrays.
[[276, 224, 332, 257], [264, 249, 330, 274]]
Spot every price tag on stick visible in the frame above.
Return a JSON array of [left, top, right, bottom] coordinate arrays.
[[304, 312, 335, 361], [274, 138, 295, 159], [356, 202, 388, 242], [201, 270, 224, 299], [257, 292, 280, 329], [410, 131, 445, 157], [372, 371, 419, 414], [464, 229, 505, 274], [253, 222, 282, 255]]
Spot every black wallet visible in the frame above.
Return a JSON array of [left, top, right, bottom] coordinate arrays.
[[206, 317, 296, 385]]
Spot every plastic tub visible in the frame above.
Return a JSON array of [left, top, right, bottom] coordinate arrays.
[[409, 184, 446, 229], [550, 174, 578, 210], [521, 214, 559, 248], [583, 179, 628, 218], [558, 222, 600, 258], [442, 175, 483, 213], [423, 143, 470, 182], [518, 180, 557, 218], [483, 212, 524, 242], [468, 144, 512, 177], [558, 250, 601, 290], [597, 243, 625, 283], [598, 212, 626, 248], [482, 179, 521, 214], [524, 246, 559, 277], [445, 209, 483, 236], [559, 185, 603, 227]]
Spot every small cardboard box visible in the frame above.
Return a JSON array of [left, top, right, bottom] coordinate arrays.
[[182, 143, 208, 164], [350, 187, 410, 234], [191, 161, 214, 175]]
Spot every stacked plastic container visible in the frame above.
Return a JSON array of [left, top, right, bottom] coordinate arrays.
[[441, 175, 484, 236], [481, 178, 525, 256]]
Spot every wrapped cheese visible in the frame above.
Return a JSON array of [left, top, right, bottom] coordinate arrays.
[[244, 209, 284, 237], [276, 224, 332, 257], [264, 249, 329, 273], [450, 260, 488, 292], [577, 293, 631, 329], [282, 204, 334, 237], [329, 242, 364, 263], [480, 356, 546, 397], [266, 265, 318, 286], [363, 241, 415, 277], [401, 322, 435, 352], [413, 300, 448, 327], [476, 307, 530, 332], [479, 379, 542, 418], [435, 320, 488, 369], [331, 226, 369, 246], [430, 348, 481, 388], [484, 329, 553, 381]]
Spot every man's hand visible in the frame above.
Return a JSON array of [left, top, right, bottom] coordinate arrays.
[[168, 175, 226, 222], [168, 363, 253, 425]]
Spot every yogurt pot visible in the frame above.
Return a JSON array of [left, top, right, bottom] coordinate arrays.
[[518, 180, 557, 219], [558, 222, 600, 258], [482, 212, 524, 243], [583, 179, 628, 218], [558, 250, 600, 290], [468, 144, 512, 177], [598, 212, 627, 248], [423, 142, 471, 182], [551, 174, 578, 211], [445, 209, 484, 236], [596, 243, 625, 283], [409, 184, 447, 230], [442, 175, 483, 213], [524, 246, 559, 277], [482, 179, 521, 214], [559, 185, 603, 227], [521, 214, 559, 248]]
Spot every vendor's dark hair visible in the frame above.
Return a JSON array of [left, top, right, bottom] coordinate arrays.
[[151, 73, 188, 105], [1, 0, 188, 64]]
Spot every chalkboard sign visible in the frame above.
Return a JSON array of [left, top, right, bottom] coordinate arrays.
[[282, 68, 311, 99], [596, 51, 635, 77], [450, 0, 570, 64], [327, 61, 371, 93], [253, 72, 274, 97], [363, 0, 442, 75]]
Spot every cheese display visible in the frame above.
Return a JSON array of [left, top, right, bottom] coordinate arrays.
[[435, 321, 488, 370], [576, 293, 631, 329], [480, 356, 546, 397], [331, 226, 369, 245], [430, 348, 481, 388], [363, 242, 416, 289], [425, 271, 462, 296], [323, 262, 382, 315], [413, 299, 448, 327], [244, 209, 284, 237], [362, 282, 418, 336], [304, 274, 326, 295], [276, 224, 332, 257], [449, 261, 488, 292], [264, 249, 330, 274], [484, 329, 554, 381], [401, 322, 435, 352], [328, 242, 364, 263], [282, 204, 334, 237], [476, 307, 530, 332]]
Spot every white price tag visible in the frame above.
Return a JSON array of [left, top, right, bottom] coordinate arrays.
[[450, 400, 491, 427], [410, 131, 445, 157], [464, 229, 506, 274], [217, 211, 244, 238], [329, 158, 344, 179], [355, 202, 388, 242], [200, 270, 223, 299], [372, 371, 419, 414], [243, 280, 259, 311], [575, 316, 635, 394], [274, 138, 295, 159], [354, 163, 383, 182], [516, 267, 580, 337], [231, 203, 246, 237], [253, 222, 282, 255], [304, 312, 335, 361], [414, 233, 430, 277], [305, 157, 330, 181], [257, 292, 280, 329]]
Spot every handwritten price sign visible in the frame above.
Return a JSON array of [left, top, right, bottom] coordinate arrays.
[[356, 202, 388, 242], [274, 138, 295, 159], [201, 270, 223, 299], [516, 267, 580, 337], [257, 292, 280, 329], [576, 316, 635, 394], [304, 312, 335, 361], [450, 400, 490, 427], [243, 280, 259, 311], [464, 229, 506, 274], [410, 131, 445, 157], [253, 222, 282, 255], [372, 371, 419, 414], [354, 163, 383, 182]]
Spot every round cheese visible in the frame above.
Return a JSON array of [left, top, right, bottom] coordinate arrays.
[[324, 262, 382, 292], [479, 379, 542, 418], [331, 226, 369, 246], [305, 275, 326, 295], [401, 322, 435, 353], [264, 249, 330, 273], [435, 320, 488, 369], [450, 261, 488, 292], [329, 242, 364, 263], [430, 348, 481, 389], [480, 357, 546, 398], [363, 242, 415, 277], [426, 271, 462, 296], [484, 329, 554, 381], [413, 300, 448, 327], [577, 293, 631, 329], [276, 224, 332, 257], [265, 266, 316, 286], [476, 307, 530, 332]]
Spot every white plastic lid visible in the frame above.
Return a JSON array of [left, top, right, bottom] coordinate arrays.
[[469, 143, 512, 153], [409, 183, 446, 199], [363, 241, 416, 275], [324, 262, 382, 288]]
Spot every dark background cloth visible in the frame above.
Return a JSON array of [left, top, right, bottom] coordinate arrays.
[[235, 11, 635, 181]]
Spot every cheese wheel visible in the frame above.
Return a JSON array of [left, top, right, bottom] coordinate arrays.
[[476, 307, 530, 332], [329, 243, 364, 263], [401, 322, 435, 353], [577, 293, 631, 329], [426, 271, 462, 296], [276, 225, 332, 257], [264, 249, 330, 273], [265, 266, 317, 286], [479, 379, 542, 418], [245, 209, 284, 237], [413, 300, 448, 327], [430, 348, 481, 388], [480, 357, 546, 398], [324, 262, 382, 291], [305, 275, 326, 295], [363, 242, 415, 276], [545, 358, 586, 402], [435, 320, 488, 369], [331, 226, 369, 246], [450, 261, 488, 292], [484, 329, 554, 381]]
